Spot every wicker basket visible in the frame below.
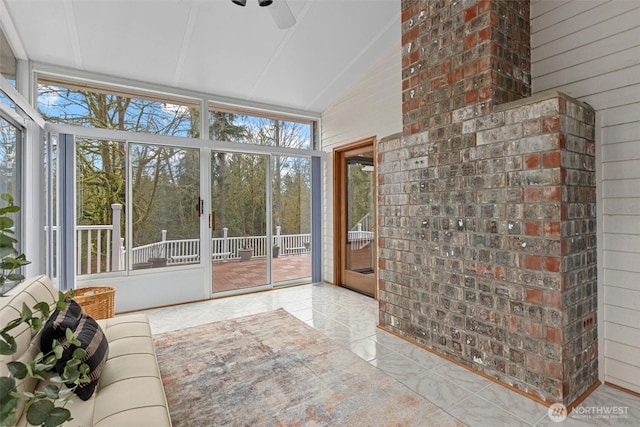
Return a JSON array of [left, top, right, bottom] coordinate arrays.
[[69, 286, 116, 320]]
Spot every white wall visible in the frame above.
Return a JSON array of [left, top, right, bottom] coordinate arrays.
[[320, 44, 402, 283], [531, 0, 640, 394], [321, 44, 402, 152]]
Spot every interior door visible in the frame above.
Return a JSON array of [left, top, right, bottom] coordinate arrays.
[[334, 140, 376, 297]]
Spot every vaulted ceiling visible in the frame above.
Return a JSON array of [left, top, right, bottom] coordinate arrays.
[[1, 0, 401, 114]]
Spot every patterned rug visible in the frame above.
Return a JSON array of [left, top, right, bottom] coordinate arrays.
[[153, 309, 465, 426]]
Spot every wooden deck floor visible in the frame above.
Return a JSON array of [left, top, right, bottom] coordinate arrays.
[[212, 254, 312, 293]]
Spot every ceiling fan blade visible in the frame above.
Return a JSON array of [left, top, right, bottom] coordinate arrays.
[[268, 0, 296, 29]]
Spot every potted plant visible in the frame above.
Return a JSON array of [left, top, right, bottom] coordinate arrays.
[[0, 194, 86, 426], [0, 194, 31, 293], [272, 242, 280, 258], [237, 239, 253, 261], [0, 294, 88, 427]]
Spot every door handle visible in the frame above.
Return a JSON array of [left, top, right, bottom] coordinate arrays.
[[197, 197, 204, 217]]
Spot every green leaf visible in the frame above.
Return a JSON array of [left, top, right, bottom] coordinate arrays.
[[20, 303, 33, 322], [56, 292, 67, 310], [31, 316, 42, 331], [0, 408, 16, 427], [6, 361, 27, 380], [0, 376, 17, 403], [79, 363, 90, 376], [62, 363, 79, 379], [32, 374, 48, 382], [0, 382, 18, 427], [0, 405, 17, 427], [72, 348, 87, 360], [0, 205, 19, 214], [43, 384, 60, 400], [0, 241, 18, 254], [44, 407, 72, 427], [6, 273, 24, 283], [35, 301, 51, 318], [53, 344, 63, 359], [0, 216, 14, 229], [65, 358, 80, 368], [49, 376, 64, 384], [32, 365, 51, 379], [25, 364, 46, 382], [26, 399, 54, 426], [2, 318, 22, 333], [44, 354, 57, 366], [0, 337, 16, 356], [0, 193, 13, 203], [64, 328, 75, 342]]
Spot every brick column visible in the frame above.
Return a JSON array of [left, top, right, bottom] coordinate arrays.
[[402, 0, 530, 137], [379, 0, 597, 406]]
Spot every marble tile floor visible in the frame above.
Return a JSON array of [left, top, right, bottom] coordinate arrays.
[[142, 282, 639, 426]]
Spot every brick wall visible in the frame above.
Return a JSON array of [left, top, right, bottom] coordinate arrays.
[[401, 0, 530, 136], [379, 0, 597, 405]]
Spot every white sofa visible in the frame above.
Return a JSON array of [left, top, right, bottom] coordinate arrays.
[[0, 275, 172, 426]]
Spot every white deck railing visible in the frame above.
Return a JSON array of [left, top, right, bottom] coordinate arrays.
[[71, 220, 312, 274], [348, 212, 374, 250], [76, 204, 123, 275], [76, 225, 116, 274], [69, 206, 373, 276], [68, 206, 381, 275]]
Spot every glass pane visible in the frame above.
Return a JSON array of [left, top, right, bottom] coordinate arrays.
[[346, 156, 375, 275], [37, 81, 200, 138], [272, 155, 311, 284], [45, 133, 58, 280], [0, 28, 16, 77], [0, 116, 18, 198], [0, 115, 20, 293], [0, 27, 17, 98], [75, 138, 126, 275], [130, 144, 200, 270], [209, 109, 312, 149], [0, 89, 17, 111], [211, 151, 267, 292]]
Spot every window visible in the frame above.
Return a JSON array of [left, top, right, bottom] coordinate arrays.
[[0, 27, 17, 108], [37, 78, 200, 138], [130, 143, 200, 270], [209, 108, 313, 149], [0, 115, 22, 287], [34, 74, 320, 289], [0, 116, 19, 198]]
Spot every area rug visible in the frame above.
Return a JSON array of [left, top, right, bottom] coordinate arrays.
[[153, 309, 465, 426]]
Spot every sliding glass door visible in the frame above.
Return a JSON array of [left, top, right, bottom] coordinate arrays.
[[271, 155, 312, 286], [210, 151, 268, 293], [46, 129, 315, 309], [209, 151, 312, 294], [129, 143, 201, 271]]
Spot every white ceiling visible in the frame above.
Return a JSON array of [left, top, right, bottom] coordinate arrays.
[[1, 0, 401, 114]]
